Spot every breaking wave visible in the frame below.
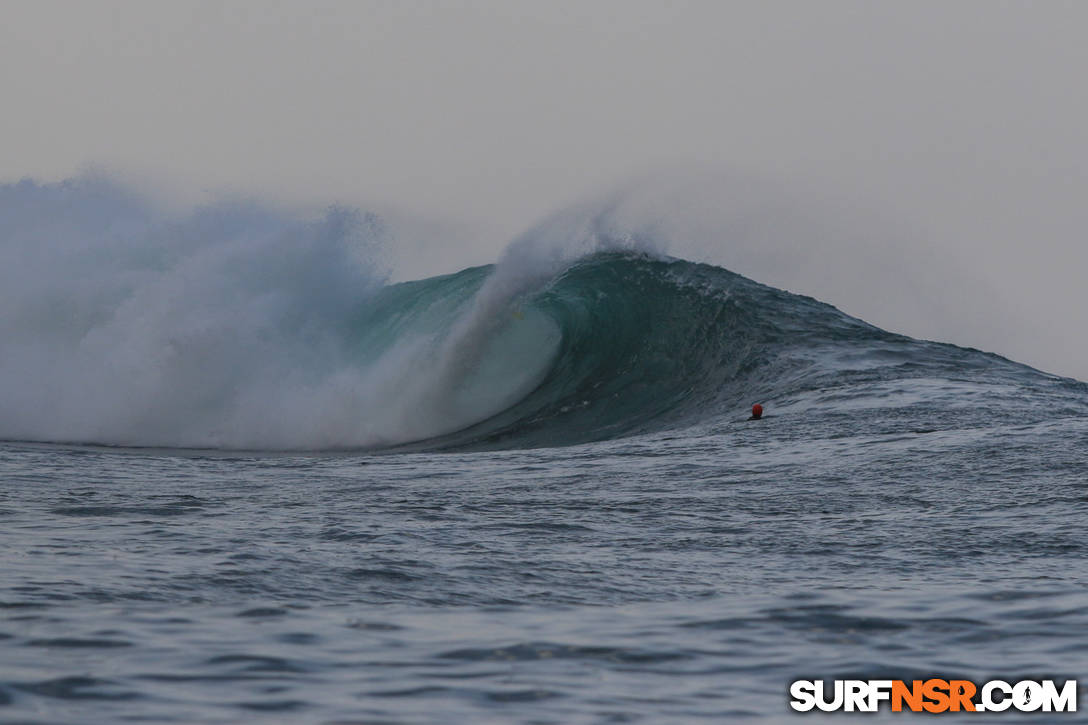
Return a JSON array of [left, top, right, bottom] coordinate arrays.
[[1, 177, 1080, 451]]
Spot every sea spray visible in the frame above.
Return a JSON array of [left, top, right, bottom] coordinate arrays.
[[0, 177, 387, 448], [3, 176, 1079, 452], [405, 198, 667, 432]]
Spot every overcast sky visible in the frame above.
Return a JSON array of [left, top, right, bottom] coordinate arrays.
[[2, 1, 1086, 380]]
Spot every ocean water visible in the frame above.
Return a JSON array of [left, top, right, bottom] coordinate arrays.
[[2, 179, 1087, 722]]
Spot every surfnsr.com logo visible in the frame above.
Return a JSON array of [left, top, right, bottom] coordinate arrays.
[[789, 679, 1078, 713]]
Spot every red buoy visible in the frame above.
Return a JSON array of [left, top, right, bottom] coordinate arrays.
[[751, 404, 763, 419]]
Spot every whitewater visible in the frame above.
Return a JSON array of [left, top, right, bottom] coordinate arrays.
[[1, 177, 1086, 722]]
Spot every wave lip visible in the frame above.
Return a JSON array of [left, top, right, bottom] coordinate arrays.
[[394, 251, 1067, 451], [3, 177, 1078, 451], [399, 252, 850, 450]]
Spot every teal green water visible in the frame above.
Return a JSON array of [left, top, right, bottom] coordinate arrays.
[[2, 180, 1087, 722]]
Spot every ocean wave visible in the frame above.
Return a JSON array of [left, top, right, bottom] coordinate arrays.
[[1, 177, 1077, 451]]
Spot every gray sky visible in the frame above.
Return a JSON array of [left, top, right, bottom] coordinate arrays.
[[2, 1, 1086, 380]]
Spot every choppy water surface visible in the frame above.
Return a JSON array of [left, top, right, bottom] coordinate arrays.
[[2, 178, 1087, 721], [3, 398, 1087, 723]]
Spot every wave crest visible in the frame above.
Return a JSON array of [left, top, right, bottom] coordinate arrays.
[[2, 177, 1064, 451]]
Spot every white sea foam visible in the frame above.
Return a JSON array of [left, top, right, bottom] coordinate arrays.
[[0, 176, 395, 448], [0, 176, 662, 449]]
